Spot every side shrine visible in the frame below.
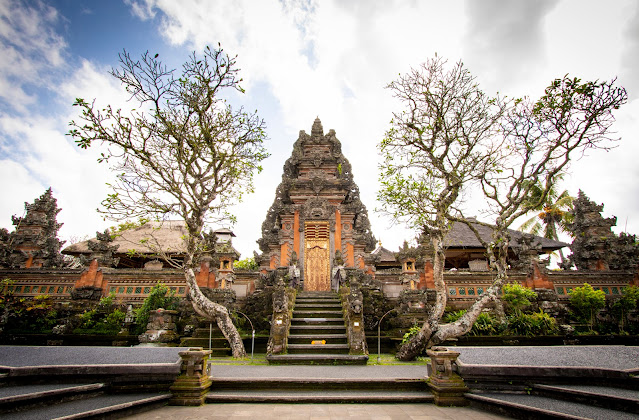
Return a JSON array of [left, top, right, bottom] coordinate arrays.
[[0, 119, 638, 355]]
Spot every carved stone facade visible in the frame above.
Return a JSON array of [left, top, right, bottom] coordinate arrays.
[[565, 190, 639, 271], [257, 118, 376, 291], [0, 188, 65, 268]]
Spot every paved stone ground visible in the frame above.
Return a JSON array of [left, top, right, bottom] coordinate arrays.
[[0, 346, 187, 367], [454, 345, 639, 370], [211, 365, 427, 379], [123, 403, 511, 419], [2, 345, 636, 419]]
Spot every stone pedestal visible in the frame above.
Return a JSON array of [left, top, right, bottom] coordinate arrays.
[[426, 347, 469, 406], [169, 347, 212, 406]]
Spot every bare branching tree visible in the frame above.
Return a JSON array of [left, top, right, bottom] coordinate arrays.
[[378, 57, 508, 359], [448, 77, 628, 346], [379, 58, 627, 360], [69, 46, 269, 357]]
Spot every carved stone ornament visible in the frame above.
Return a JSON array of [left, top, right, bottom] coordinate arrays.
[[307, 168, 325, 179], [310, 176, 325, 195], [303, 197, 331, 220]]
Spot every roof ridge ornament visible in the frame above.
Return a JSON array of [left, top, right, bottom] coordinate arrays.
[[311, 117, 323, 139]]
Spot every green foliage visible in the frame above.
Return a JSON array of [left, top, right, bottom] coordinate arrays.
[[74, 293, 125, 335], [0, 279, 58, 334], [443, 309, 466, 324], [469, 312, 504, 336], [502, 283, 537, 315], [505, 310, 558, 337], [401, 324, 422, 344], [134, 283, 179, 335], [569, 283, 605, 331], [611, 286, 639, 332], [234, 257, 259, 271]]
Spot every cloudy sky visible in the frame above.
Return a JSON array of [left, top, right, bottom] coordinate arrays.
[[1, 0, 638, 260]]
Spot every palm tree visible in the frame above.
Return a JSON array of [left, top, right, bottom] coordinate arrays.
[[518, 179, 574, 263]]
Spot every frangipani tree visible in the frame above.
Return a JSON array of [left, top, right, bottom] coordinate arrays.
[[378, 57, 508, 359], [69, 46, 269, 357], [380, 57, 627, 360]]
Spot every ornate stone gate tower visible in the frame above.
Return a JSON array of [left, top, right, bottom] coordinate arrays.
[[257, 118, 376, 291]]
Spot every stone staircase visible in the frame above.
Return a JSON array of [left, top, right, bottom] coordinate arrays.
[[179, 324, 232, 357], [206, 377, 432, 403], [467, 381, 639, 419], [267, 291, 368, 365], [0, 380, 169, 419]]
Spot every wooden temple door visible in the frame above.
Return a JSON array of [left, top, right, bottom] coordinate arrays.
[[304, 221, 331, 291]]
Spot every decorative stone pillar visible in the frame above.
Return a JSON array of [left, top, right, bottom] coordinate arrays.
[[341, 284, 367, 355], [426, 347, 469, 406], [169, 347, 212, 406], [266, 283, 290, 355]]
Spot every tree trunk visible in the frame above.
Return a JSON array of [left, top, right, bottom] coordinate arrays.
[[396, 322, 433, 361], [396, 229, 512, 360], [396, 234, 446, 361], [184, 265, 247, 358]]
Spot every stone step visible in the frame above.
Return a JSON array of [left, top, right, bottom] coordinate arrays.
[[210, 377, 428, 392], [532, 383, 639, 414], [294, 299, 341, 306], [297, 292, 338, 298], [288, 334, 348, 344], [192, 326, 226, 338], [206, 389, 433, 403], [294, 303, 342, 309], [292, 310, 343, 318], [0, 383, 105, 414], [291, 317, 345, 325], [289, 325, 346, 335], [266, 354, 369, 365], [0, 392, 170, 420], [287, 344, 350, 354], [178, 338, 231, 356], [467, 392, 638, 420]]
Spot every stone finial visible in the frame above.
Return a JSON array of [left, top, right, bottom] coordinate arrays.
[[311, 117, 323, 138]]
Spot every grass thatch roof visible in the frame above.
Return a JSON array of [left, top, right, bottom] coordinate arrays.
[[63, 221, 189, 256]]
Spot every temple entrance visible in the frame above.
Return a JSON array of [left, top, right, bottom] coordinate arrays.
[[304, 221, 330, 291]]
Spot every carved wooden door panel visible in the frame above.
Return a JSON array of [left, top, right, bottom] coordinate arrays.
[[304, 221, 330, 291]]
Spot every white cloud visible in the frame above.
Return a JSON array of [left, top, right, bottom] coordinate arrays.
[[0, 0, 68, 113], [0, 11, 131, 245], [2, 0, 638, 262], [122, 0, 639, 258]]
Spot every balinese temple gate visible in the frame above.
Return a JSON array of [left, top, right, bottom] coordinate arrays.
[[256, 118, 377, 290]]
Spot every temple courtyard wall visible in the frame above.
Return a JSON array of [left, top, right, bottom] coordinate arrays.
[[1, 265, 635, 307]]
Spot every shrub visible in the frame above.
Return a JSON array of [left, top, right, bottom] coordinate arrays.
[[611, 285, 639, 333], [505, 309, 558, 336], [443, 309, 466, 324], [469, 312, 504, 336], [502, 283, 537, 315], [569, 283, 605, 331], [0, 279, 59, 334], [74, 293, 125, 335], [134, 283, 179, 335]]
